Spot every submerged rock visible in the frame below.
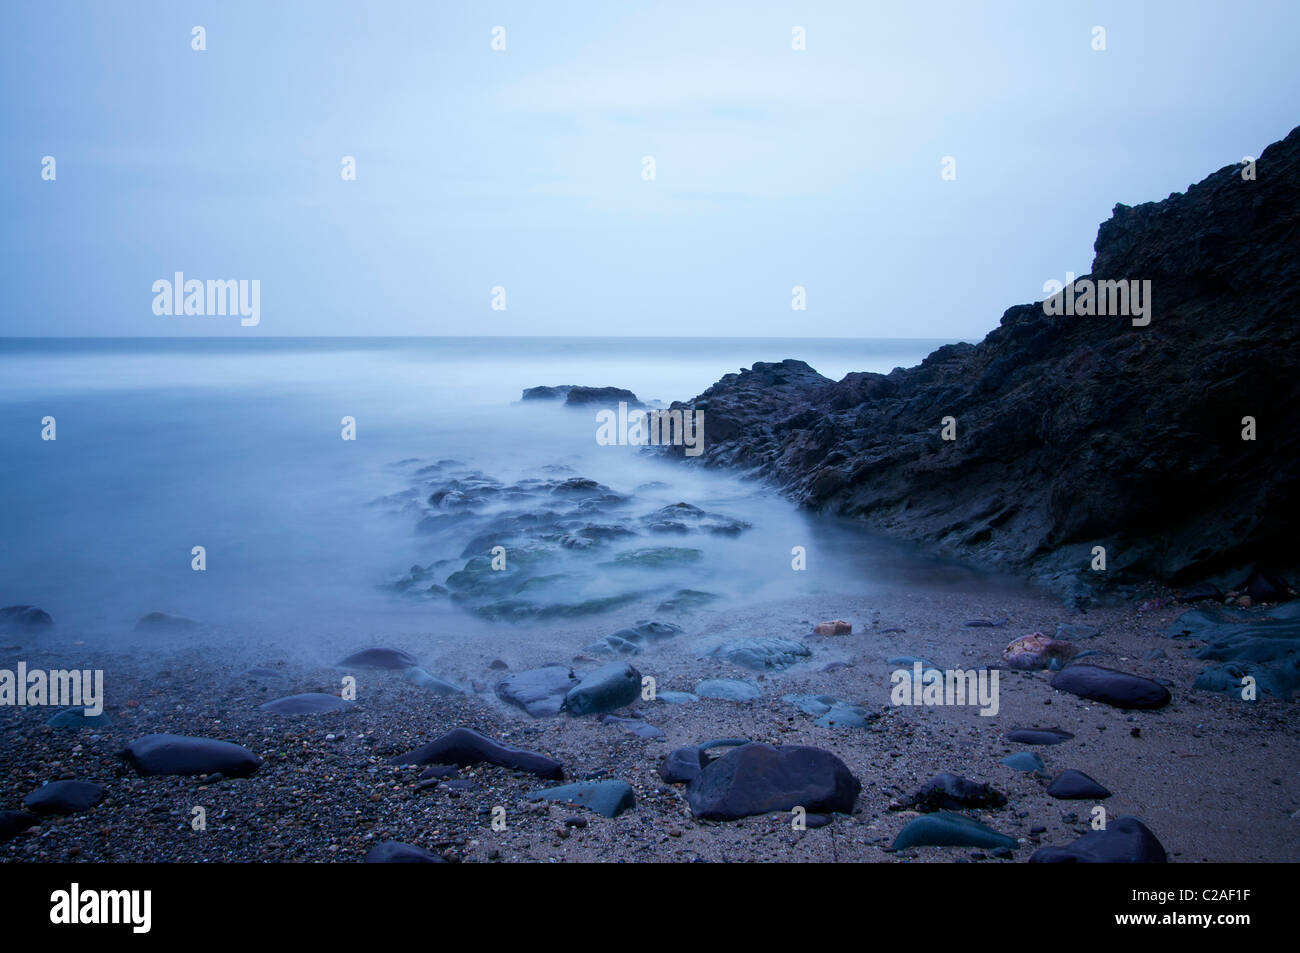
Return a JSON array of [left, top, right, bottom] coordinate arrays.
[[22, 780, 106, 816], [0, 605, 53, 632], [686, 743, 861, 820], [1030, 816, 1167, 863], [527, 779, 636, 818], [496, 665, 581, 717], [891, 811, 1018, 851], [122, 734, 262, 778], [1050, 664, 1171, 709], [564, 662, 641, 715], [388, 727, 563, 779], [260, 693, 354, 715]]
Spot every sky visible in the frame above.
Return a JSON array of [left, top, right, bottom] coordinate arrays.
[[1, 0, 1297, 339]]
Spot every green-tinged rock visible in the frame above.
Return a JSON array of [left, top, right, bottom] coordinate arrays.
[[527, 779, 635, 818], [891, 811, 1018, 851]]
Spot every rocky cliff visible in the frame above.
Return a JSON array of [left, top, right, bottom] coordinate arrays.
[[667, 125, 1300, 598]]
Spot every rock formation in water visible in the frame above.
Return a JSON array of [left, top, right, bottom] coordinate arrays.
[[665, 125, 1300, 598]]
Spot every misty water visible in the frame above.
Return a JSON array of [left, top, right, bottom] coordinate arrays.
[[0, 337, 1031, 658]]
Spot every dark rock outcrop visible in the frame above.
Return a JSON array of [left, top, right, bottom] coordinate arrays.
[[1030, 816, 1167, 863], [0, 605, 53, 632], [521, 385, 643, 408], [663, 126, 1300, 590]]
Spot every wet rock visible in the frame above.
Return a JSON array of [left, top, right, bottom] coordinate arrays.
[[404, 668, 464, 695], [1050, 665, 1171, 709], [564, 662, 641, 716], [364, 841, 447, 863], [891, 811, 1018, 851], [1030, 816, 1167, 863], [686, 743, 860, 820], [0, 605, 53, 632], [259, 693, 354, 715], [388, 727, 563, 779], [659, 747, 709, 784], [705, 637, 811, 671], [1046, 769, 1112, 800], [587, 619, 684, 656], [496, 665, 581, 717], [121, 734, 263, 778], [0, 810, 39, 841], [898, 773, 1007, 812], [1001, 752, 1046, 772], [22, 780, 106, 816], [337, 647, 418, 670], [813, 620, 852, 635], [135, 611, 199, 633], [695, 678, 760, 702], [527, 779, 636, 818], [1005, 727, 1074, 745], [606, 547, 702, 569], [1003, 633, 1079, 671]]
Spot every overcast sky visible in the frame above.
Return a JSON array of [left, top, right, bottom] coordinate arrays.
[[2, 0, 1297, 338]]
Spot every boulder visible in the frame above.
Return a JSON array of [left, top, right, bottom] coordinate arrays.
[[121, 733, 262, 778], [1046, 769, 1112, 800], [364, 841, 447, 863], [22, 780, 106, 816], [496, 665, 581, 717], [1029, 816, 1167, 862], [1050, 664, 1171, 709], [527, 780, 635, 818], [563, 662, 641, 716], [891, 811, 1018, 851], [686, 743, 860, 820]]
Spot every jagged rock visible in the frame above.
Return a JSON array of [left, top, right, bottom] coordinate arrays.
[[1030, 816, 1167, 862], [686, 743, 860, 820], [121, 734, 262, 778], [1051, 664, 1171, 709], [659, 126, 1300, 588], [495, 665, 581, 717], [898, 773, 1007, 812], [705, 637, 811, 671], [564, 662, 641, 715]]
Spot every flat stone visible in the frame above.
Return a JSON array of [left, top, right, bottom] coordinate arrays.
[[46, 708, 114, 730], [1005, 727, 1074, 745], [1046, 769, 1112, 800], [260, 693, 354, 714], [528, 779, 635, 818], [657, 691, 698, 705], [122, 733, 262, 778], [388, 727, 563, 779], [364, 841, 447, 863], [496, 665, 581, 717], [695, 678, 761, 702], [22, 780, 106, 816], [404, 668, 464, 695], [1029, 816, 1167, 862], [337, 647, 418, 669], [891, 811, 1018, 851], [686, 743, 860, 820], [1050, 664, 1171, 709]]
